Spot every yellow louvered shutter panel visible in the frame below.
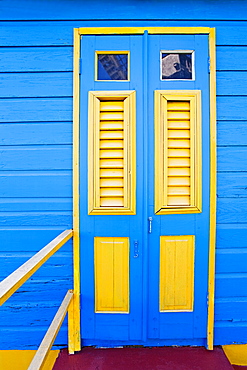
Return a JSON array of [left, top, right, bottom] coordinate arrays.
[[99, 100, 125, 207], [155, 91, 201, 214], [167, 101, 191, 206], [88, 91, 136, 215]]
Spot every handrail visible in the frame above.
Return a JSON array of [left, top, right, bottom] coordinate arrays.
[[28, 290, 74, 370], [0, 229, 73, 306]]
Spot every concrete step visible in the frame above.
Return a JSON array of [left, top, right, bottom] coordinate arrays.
[[53, 346, 234, 370]]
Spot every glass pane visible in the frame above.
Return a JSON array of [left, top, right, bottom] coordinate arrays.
[[97, 54, 128, 80], [161, 53, 193, 80]]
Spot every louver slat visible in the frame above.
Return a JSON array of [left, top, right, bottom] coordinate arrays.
[[88, 91, 136, 215]]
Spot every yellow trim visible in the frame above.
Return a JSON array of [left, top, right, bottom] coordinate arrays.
[[154, 90, 201, 215], [94, 237, 129, 313], [74, 26, 216, 348], [207, 28, 217, 351], [159, 235, 195, 312], [223, 344, 247, 366], [72, 28, 81, 352], [0, 350, 59, 370], [95, 51, 130, 81], [78, 27, 211, 35], [88, 90, 136, 215]]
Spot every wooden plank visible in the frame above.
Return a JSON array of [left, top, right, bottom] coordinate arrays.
[[0, 325, 68, 350], [0, 23, 247, 47], [0, 229, 69, 252], [0, 198, 72, 212], [217, 172, 247, 198], [215, 298, 247, 321], [0, 230, 73, 305], [1, 0, 247, 20], [214, 323, 247, 345], [27, 290, 73, 370], [215, 273, 247, 297], [218, 147, 247, 171], [217, 47, 247, 71], [0, 123, 72, 145], [217, 72, 247, 95], [0, 212, 72, 227], [0, 47, 72, 72], [216, 249, 247, 273], [217, 198, 247, 223], [0, 147, 72, 170], [216, 224, 247, 249], [217, 121, 247, 146], [0, 98, 72, 122], [217, 97, 247, 121], [0, 171, 72, 198], [0, 253, 73, 279], [0, 73, 72, 98]]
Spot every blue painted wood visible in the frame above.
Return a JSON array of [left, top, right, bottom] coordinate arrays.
[[0, 73, 73, 98], [0, 212, 72, 226], [1, 0, 247, 20], [217, 97, 247, 120], [0, 198, 72, 212], [216, 224, 247, 249], [0, 47, 72, 72], [214, 323, 247, 345], [217, 122, 247, 146], [79, 33, 210, 346], [217, 198, 247, 223], [0, 326, 69, 350], [0, 2, 247, 350], [218, 147, 247, 171], [0, 171, 72, 197], [147, 34, 210, 342], [0, 147, 72, 170], [80, 34, 144, 343], [0, 98, 72, 122], [217, 72, 247, 95], [0, 123, 72, 145], [215, 298, 247, 321], [217, 173, 247, 198], [0, 229, 72, 252], [0, 253, 73, 279], [1, 22, 247, 47], [216, 249, 247, 273], [215, 274, 247, 297], [217, 47, 247, 71]]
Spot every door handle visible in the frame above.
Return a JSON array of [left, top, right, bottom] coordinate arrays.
[[148, 217, 153, 233], [134, 240, 139, 258]]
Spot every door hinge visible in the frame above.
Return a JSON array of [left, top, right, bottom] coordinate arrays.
[[208, 57, 211, 74]]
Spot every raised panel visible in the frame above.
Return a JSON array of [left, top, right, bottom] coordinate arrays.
[[160, 235, 195, 312], [94, 237, 129, 313]]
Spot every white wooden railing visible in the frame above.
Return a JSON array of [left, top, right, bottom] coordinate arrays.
[[0, 230, 75, 370]]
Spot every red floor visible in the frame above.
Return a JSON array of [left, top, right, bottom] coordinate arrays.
[[53, 346, 235, 370]]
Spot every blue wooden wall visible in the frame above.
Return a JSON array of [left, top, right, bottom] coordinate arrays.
[[0, 0, 247, 349]]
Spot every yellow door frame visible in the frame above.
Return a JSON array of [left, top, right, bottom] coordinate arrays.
[[73, 26, 216, 350]]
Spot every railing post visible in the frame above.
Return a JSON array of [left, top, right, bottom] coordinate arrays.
[[68, 294, 75, 354]]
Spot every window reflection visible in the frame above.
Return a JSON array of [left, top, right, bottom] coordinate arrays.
[[161, 53, 192, 80], [98, 54, 128, 80]]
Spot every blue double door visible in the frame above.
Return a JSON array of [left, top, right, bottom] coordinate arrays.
[[80, 33, 210, 346]]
